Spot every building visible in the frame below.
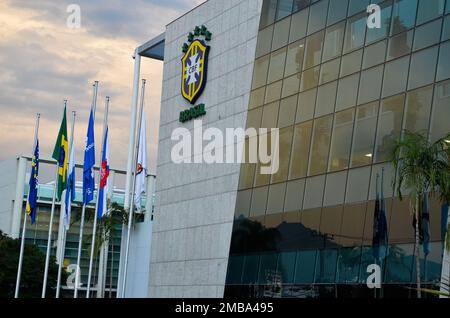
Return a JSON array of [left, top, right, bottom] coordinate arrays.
[[0, 156, 129, 297], [132, 0, 450, 298]]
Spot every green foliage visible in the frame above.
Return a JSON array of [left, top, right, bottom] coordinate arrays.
[[0, 230, 66, 298]]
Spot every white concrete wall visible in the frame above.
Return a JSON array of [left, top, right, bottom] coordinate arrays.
[[149, 0, 262, 298]]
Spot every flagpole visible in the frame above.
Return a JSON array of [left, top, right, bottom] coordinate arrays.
[[121, 79, 146, 298], [86, 96, 109, 298], [14, 113, 40, 298], [56, 110, 76, 298], [42, 101, 67, 298], [74, 82, 99, 298]]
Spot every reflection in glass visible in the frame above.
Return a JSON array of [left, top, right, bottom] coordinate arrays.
[[375, 94, 405, 162], [416, 0, 445, 25], [322, 21, 345, 62], [348, 0, 369, 16], [315, 81, 337, 117], [300, 66, 320, 91], [278, 95, 298, 128], [226, 255, 244, 284], [260, 0, 277, 29], [276, 0, 294, 21], [314, 249, 338, 283], [363, 40, 387, 69], [327, 0, 348, 26], [242, 255, 260, 284], [272, 18, 291, 51], [391, 0, 418, 36], [329, 109, 355, 172], [408, 46, 438, 90], [294, 250, 317, 283], [261, 101, 280, 129], [336, 73, 360, 111], [319, 206, 343, 247], [284, 179, 305, 211], [358, 65, 384, 104], [340, 203, 366, 247], [350, 102, 379, 167], [413, 19, 442, 51], [337, 247, 362, 283], [256, 26, 274, 58], [293, 0, 310, 13], [382, 55, 409, 98], [265, 80, 283, 103], [252, 55, 269, 89], [320, 58, 340, 84], [296, 88, 316, 122], [250, 186, 268, 217], [307, 0, 329, 35], [340, 49, 363, 77], [430, 80, 450, 141], [304, 31, 325, 69], [365, 1, 392, 44], [258, 253, 278, 284], [344, 13, 366, 53], [290, 121, 312, 179], [289, 8, 309, 43], [285, 40, 305, 77], [385, 244, 414, 283], [277, 252, 297, 284], [404, 85, 433, 133], [281, 74, 300, 98], [267, 183, 287, 214], [249, 87, 266, 109], [437, 41, 450, 82], [309, 115, 333, 175], [268, 47, 287, 84], [444, 16, 450, 41], [387, 30, 413, 60], [271, 127, 294, 183]]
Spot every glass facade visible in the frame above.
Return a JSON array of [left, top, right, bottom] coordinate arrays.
[[226, 0, 450, 298]]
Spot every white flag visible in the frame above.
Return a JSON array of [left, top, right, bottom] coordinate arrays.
[[134, 110, 147, 209]]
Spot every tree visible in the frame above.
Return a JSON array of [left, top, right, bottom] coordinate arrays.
[[391, 131, 450, 298], [0, 230, 66, 298]]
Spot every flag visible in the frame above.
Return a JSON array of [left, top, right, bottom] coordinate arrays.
[[97, 127, 109, 219], [26, 140, 39, 224], [52, 107, 68, 200], [421, 193, 431, 256], [134, 111, 147, 209], [373, 175, 388, 261], [63, 137, 76, 230], [83, 109, 95, 204]]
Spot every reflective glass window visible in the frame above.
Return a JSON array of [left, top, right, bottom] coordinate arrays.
[[304, 175, 326, 208], [416, 0, 445, 25], [299, 208, 323, 248], [413, 19, 442, 51], [315, 81, 337, 117], [226, 255, 244, 284], [320, 206, 343, 247], [404, 85, 433, 133], [272, 18, 291, 51], [323, 21, 345, 62], [363, 40, 387, 69], [260, 0, 277, 29], [268, 47, 287, 84], [256, 26, 274, 58], [385, 244, 414, 283], [327, 0, 349, 26], [391, 0, 418, 36], [314, 249, 338, 283], [345, 166, 371, 203], [285, 40, 305, 77], [309, 115, 333, 175], [235, 189, 252, 218], [320, 58, 340, 84], [265, 80, 283, 103], [365, 1, 393, 44], [358, 65, 384, 104], [340, 203, 366, 246], [430, 80, 450, 141], [387, 30, 413, 60], [437, 41, 450, 81], [261, 101, 280, 129], [278, 95, 298, 128], [328, 108, 355, 172], [348, 0, 369, 16], [271, 126, 294, 183], [290, 121, 313, 179], [267, 183, 287, 214], [375, 94, 405, 162], [249, 87, 266, 109], [304, 31, 325, 69], [281, 74, 301, 98], [277, 252, 297, 284], [443, 15, 450, 41], [408, 46, 438, 90], [350, 102, 379, 167], [307, 0, 329, 34], [389, 198, 414, 243], [293, 0, 310, 12], [323, 171, 347, 206], [252, 55, 270, 89], [250, 186, 269, 217], [238, 160, 256, 190], [284, 179, 305, 211], [337, 247, 362, 283], [242, 255, 260, 284], [382, 55, 410, 98], [289, 8, 309, 43], [246, 107, 263, 130], [294, 250, 317, 283], [296, 88, 317, 122], [344, 12, 367, 53], [276, 0, 294, 21], [340, 49, 363, 77], [300, 66, 320, 91], [336, 73, 360, 111]]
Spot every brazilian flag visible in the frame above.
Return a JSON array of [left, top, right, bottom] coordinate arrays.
[[52, 106, 68, 201]]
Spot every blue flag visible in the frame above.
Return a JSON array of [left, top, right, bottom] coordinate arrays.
[[26, 140, 39, 224], [373, 174, 388, 261], [64, 138, 76, 230], [83, 110, 95, 204]]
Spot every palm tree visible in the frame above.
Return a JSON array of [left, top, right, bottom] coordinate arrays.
[[391, 131, 450, 298]]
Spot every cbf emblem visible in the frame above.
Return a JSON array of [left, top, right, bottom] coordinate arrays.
[[181, 25, 212, 105]]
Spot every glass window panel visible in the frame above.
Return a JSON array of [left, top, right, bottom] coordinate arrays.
[[277, 252, 297, 284], [358, 246, 375, 282], [246, 107, 263, 130], [320, 58, 340, 84], [365, 1, 393, 44], [239, 162, 256, 190], [255, 161, 271, 186], [391, 0, 418, 36], [336, 73, 360, 111], [304, 31, 325, 69], [382, 55, 410, 98], [404, 85, 433, 133], [340, 203, 366, 246], [430, 79, 450, 141], [267, 47, 287, 84], [304, 175, 326, 209], [375, 94, 405, 162], [293, 0, 311, 12], [413, 19, 442, 51], [265, 80, 283, 103], [385, 244, 414, 283], [309, 115, 333, 175], [299, 208, 323, 249], [276, 0, 294, 21], [285, 40, 305, 77], [344, 12, 367, 53], [249, 87, 266, 109], [328, 109, 355, 172], [320, 206, 343, 247], [226, 255, 244, 284], [252, 55, 270, 89], [261, 101, 280, 129], [260, 0, 277, 29], [294, 250, 317, 283], [242, 255, 260, 284], [327, 0, 349, 26], [272, 18, 291, 51], [340, 49, 363, 77], [416, 242, 443, 283], [307, 0, 329, 35], [324, 171, 348, 206], [437, 41, 450, 81], [300, 66, 320, 91], [447, 0, 450, 13], [337, 247, 362, 283], [348, 0, 369, 16], [345, 166, 371, 203], [250, 186, 269, 217], [368, 163, 396, 200], [416, 0, 445, 25], [267, 183, 287, 214], [296, 88, 317, 122], [284, 179, 305, 211], [387, 29, 413, 60], [350, 102, 379, 167], [315, 81, 337, 117], [443, 15, 450, 41], [289, 8, 309, 43], [290, 121, 313, 179], [358, 65, 384, 104], [281, 74, 301, 98], [271, 127, 294, 183], [323, 21, 345, 62], [278, 95, 298, 128], [408, 46, 438, 90], [363, 40, 387, 69], [389, 198, 415, 243], [256, 25, 274, 58], [314, 249, 338, 283]]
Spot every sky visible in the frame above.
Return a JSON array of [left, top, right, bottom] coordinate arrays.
[[0, 0, 205, 181]]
